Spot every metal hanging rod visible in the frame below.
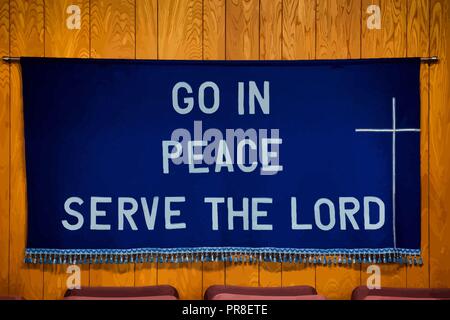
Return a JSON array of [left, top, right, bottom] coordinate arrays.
[[2, 56, 20, 63], [2, 55, 440, 64], [420, 56, 439, 63]]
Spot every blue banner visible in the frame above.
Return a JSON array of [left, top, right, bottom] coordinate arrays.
[[22, 58, 421, 265]]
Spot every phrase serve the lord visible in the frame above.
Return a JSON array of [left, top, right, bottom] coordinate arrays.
[[62, 81, 386, 233]]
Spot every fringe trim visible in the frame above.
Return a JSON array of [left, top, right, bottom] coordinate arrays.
[[24, 248, 422, 266]]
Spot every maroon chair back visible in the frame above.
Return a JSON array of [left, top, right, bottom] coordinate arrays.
[[204, 285, 317, 300], [352, 286, 450, 300], [64, 285, 179, 299]]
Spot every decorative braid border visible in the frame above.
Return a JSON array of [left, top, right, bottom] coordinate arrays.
[[24, 247, 422, 266]]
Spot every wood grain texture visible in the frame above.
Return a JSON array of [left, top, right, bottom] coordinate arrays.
[[259, 261, 282, 287], [361, 263, 406, 288], [158, 261, 203, 299], [204, 0, 226, 60], [91, 0, 135, 58], [316, 0, 361, 59], [430, 0, 450, 288], [406, 0, 430, 288], [88, 0, 136, 288], [0, 0, 9, 296], [157, 0, 203, 299], [43, 0, 91, 300], [260, 0, 282, 60], [158, 0, 203, 59], [89, 264, 134, 287], [45, 0, 90, 58], [226, 0, 259, 60], [135, 262, 157, 286], [9, 0, 44, 299], [203, 261, 225, 296], [136, 0, 158, 59], [362, 0, 407, 58], [225, 259, 259, 287], [282, 263, 315, 288], [317, 264, 361, 299], [282, 0, 316, 60], [43, 265, 90, 299]]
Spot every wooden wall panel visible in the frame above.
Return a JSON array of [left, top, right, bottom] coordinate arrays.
[[204, 0, 226, 60], [91, 0, 135, 59], [158, 0, 203, 60], [406, 0, 430, 288], [226, 0, 259, 60], [430, 0, 450, 288], [0, 0, 9, 296], [282, 0, 316, 60], [9, 0, 44, 299], [315, 0, 362, 300], [157, 0, 203, 300], [260, 0, 282, 60], [89, 0, 136, 288], [362, 0, 407, 58], [317, 0, 361, 59], [136, 0, 158, 59], [42, 0, 91, 299], [45, 0, 90, 58]]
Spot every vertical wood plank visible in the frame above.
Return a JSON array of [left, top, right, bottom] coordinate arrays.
[[135, 261, 157, 287], [136, 0, 158, 59], [158, 0, 203, 60], [281, 0, 317, 288], [43, 0, 91, 299], [202, 0, 226, 297], [226, 0, 259, 60], [89, 0, 136, 287], [430, 0, 450, 288], [260, 0, 281, 60], [0, 0, 9, 296], [362, 0, 407, 58], [157, 262, 203, 299], [157, 0, 203, 300], [406, 0, 430, 289], [225, 256, 259, 287], [282, 0, 316, 60], [45, 0, 90, 58], [43, 266, 90, 299], [204, 0, 226, 60], [91, 0, 135, 59], [360, 0, 408, 290], [134, 0, 159, 286], [9, 0, 45, 299], [315, 0, 362, 299], [317, 0, 361, 59]]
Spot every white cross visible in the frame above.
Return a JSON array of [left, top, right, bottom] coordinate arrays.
[[355, 97, 420, 248]]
